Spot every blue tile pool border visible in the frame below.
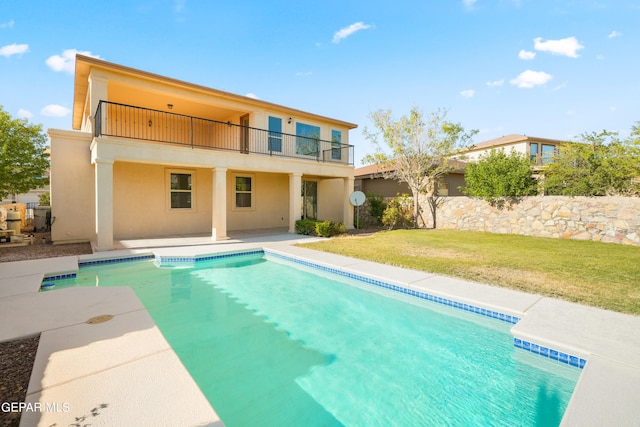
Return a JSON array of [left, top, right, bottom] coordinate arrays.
[[154, 249, 264, 264], [79, 254, 155, 267], [514, 338, 587, 369], [42, 272, 77, 282]]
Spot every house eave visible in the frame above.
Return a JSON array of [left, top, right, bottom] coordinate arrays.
[[72, 55, 358, 131]]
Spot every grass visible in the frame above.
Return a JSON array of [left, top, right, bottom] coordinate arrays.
[[299, 229, 640, 315]]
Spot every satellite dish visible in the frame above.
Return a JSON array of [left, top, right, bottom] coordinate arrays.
[[349, 191, 366, 207]]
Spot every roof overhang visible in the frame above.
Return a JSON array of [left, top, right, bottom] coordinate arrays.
[[72, 55, 358, 131]]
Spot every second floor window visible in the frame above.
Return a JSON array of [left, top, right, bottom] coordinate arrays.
[[268, 116, 282, 152], [530, 143, 538, 163], [296, 122, 320, 156], [331, 130, 342, 160]]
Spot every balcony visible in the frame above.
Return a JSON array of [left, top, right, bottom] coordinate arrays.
[[94, 101, 354, 165]]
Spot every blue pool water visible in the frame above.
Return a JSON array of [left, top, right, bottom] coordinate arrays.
[[45, 253, 580, 426]]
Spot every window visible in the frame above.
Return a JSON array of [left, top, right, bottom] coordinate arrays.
[[170, 173, 192, 209], [437, 182, 449, 197], [301, 180, 317, 219], [235, 176, 253, 208], [541, 144, 555, 164], [331, 130, 342, 160], [268, 116, 282, 153], [296, 122, 320, 156], [530, 143, 539, 163]]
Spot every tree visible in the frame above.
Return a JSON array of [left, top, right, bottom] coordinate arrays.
[[463, 148, 539, 207], [0, 106, 50, 200], [543, 128, 640, 196], [363, 107, 476, 227]]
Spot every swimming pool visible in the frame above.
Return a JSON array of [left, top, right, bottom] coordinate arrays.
[[44, 251, 580, 426]]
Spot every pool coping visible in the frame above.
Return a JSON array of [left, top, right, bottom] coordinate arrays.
[[2, 237, 640, 426]]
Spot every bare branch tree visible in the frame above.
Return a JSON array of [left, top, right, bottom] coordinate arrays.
[[363, 107, 476, 227]]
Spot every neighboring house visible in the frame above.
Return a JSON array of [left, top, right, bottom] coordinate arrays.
[[464, 134, 567, 168], [355, 134, 567, 198], [354, 163, 466, 198], [49, 55, 357, 251]]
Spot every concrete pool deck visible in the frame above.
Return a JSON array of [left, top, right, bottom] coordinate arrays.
[[1, 231, 639, 426]]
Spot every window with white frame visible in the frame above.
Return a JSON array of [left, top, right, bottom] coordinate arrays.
[[235, 175, 253, 208], [169, 172, 193, 209]]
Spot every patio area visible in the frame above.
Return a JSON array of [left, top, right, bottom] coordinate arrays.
[[1, 230, 639, 426]]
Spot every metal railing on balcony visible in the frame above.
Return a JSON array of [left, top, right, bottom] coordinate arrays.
[[94, 101, 354, 165]]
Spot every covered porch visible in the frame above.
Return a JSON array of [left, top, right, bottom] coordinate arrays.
[[91, 142, 354, 251]]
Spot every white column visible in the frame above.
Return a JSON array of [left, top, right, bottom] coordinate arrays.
[[212, 167, 228, 240], [343, 177, 355, 229], [88, 74, 108, 134], [288, 173, 302, 233], [94, 158, 114, 251]]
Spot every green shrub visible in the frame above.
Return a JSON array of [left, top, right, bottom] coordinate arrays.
[[296, 219, 346, 237], [366, 192, 387, 224], [295, 219, 318, 235], [315, 220, 346, 237], [38, 192, 50, 206], [381, 194, 414, 229]]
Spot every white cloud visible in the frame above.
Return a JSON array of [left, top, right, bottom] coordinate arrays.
[[17, 109, 32, 119], [332, 22, 372, 44], [460, 89, 475, 98], [486, 79, 504, 87], [0, 43, 29, 58], [609, 106, 617, 112], [518, 49, 536, 60], [0, 20, 14, 29], [510, 70, 552, 88], [41, 104, 71, 117], [174, 0, 186, 12], [463, 0, 477, 9], [46, 49, 101, 74], [608, 30, 622, 39], [551, 82, 567, 92], [533, 36, 584, 58], [245, 93, 259, 99]]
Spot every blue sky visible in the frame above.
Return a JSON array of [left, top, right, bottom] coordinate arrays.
[[1, 1, 638, 165]]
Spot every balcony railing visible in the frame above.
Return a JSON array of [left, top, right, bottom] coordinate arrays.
[[94, 101, 354, 165], [530, 153, 556, 166]]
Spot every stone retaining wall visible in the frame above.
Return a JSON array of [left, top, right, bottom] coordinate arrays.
[[421, 196, 640, 246]]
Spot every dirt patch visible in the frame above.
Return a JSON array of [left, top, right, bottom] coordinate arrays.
[[0, 232, 92, 263], [0, 335, 40, 427]]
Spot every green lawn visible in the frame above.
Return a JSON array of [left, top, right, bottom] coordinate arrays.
[[299, 229, 640, 315]]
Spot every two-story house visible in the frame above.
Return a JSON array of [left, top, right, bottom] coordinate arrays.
[[49, 55, 357, 251], [464, 134, 567, 168]]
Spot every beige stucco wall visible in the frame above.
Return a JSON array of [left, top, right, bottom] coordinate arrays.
[[227, 171, 290, 231], [465, 142, 528, 162], [112, 163, 213, 239], [317, 178, 344, 222], [49, 130, 95, 244]]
